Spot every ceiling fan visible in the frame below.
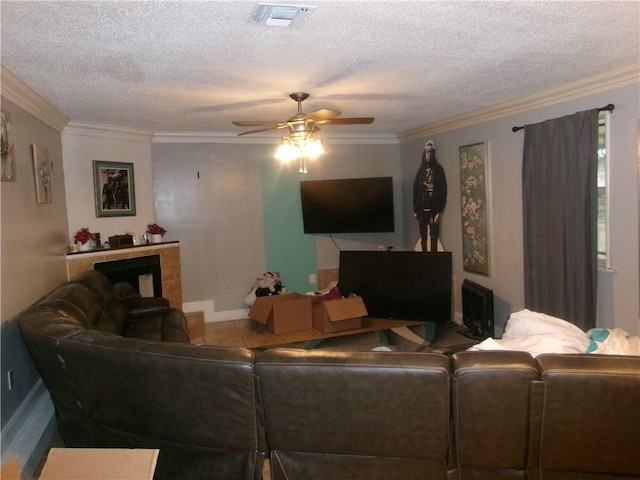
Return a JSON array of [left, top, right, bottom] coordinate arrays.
[[232, 92, 374, 137]]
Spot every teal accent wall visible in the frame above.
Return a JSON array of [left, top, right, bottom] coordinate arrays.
[[261, 158, 317, 293]]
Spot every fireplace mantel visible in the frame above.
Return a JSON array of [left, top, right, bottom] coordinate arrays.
[[66, 242, 182, 308]]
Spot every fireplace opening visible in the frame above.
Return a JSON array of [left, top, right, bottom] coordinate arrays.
[[94, 254, 162, 298]]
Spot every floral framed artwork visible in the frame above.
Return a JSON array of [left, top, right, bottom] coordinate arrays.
[[93, 160, 136, 217], [460, 142, 490, 276], [32, 144, 52, 203]]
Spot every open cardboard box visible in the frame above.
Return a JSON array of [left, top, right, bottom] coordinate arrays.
[[38, 448, 159, 480], [249, 293, 313, 335], [312, 296, 368, 333]]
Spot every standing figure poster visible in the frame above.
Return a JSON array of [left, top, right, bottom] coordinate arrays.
[[460, 142, 490, 275]]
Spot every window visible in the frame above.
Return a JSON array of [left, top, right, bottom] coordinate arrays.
[[597, 112, 609, 268]]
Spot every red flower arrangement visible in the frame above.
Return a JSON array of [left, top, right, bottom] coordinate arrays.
[[147, 223, 166, 236], [74, 228, 93, 245]]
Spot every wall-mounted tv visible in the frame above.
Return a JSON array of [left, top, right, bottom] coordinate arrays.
[[300, 177, 394, 234]]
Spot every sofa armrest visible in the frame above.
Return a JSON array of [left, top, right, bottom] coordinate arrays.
[[124, 297, 171, 319], [123, 308, 189, 343]]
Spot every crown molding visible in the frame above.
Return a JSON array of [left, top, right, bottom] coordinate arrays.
[[1, 65, 69, 132], [152, 131, 399, 144], [398, 63, 640, 143], [152, 131, 275, 144], [63, 121, 153, 142]]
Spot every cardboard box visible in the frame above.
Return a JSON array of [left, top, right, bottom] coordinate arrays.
[[312, 296, 368, 333], [1, 456, 20, 480], [39, 448, 159, 480], [249, 293, 313, 335]]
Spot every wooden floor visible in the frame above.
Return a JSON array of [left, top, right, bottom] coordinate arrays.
[[203, 316, 427, 349]]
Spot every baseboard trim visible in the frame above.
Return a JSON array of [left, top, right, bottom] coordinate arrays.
[[1, 379, 56, 479], [182, 300, 215, 322], [210, 308, 250, 323]]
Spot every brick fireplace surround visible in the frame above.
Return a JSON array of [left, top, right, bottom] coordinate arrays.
[[66, 242, 182, 308]]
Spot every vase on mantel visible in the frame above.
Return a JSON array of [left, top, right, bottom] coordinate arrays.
[[151, 234, 163, 244], [78, 242, 91, 252]]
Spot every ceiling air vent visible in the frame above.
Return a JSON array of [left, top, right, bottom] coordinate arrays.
[[250, 2, 317, 28]]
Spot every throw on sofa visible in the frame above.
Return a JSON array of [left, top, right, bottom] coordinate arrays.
[[16, 273, 640, 480]]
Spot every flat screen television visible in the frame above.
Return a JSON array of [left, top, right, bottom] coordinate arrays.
[[300, 177, 394, 234], [461, 279, 494, 340], [338, 251, 452, 322]]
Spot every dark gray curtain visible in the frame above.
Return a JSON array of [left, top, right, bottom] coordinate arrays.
[[522, 109, 599, 331]]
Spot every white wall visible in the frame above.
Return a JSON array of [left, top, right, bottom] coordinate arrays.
[[151, 142, 267, 311], [401, 83, 640, 335], [308, 143, 404, 269], [61, 127, 156, 245]]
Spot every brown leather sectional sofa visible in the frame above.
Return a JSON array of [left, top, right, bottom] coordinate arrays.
[[17, 272, 640, 480]]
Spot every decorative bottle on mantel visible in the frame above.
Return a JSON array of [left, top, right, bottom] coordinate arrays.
[[146, 223, 166, 244]]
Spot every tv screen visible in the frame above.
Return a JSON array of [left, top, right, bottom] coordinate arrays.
[[338, 251, 452, 322], [300, 177, 394, 234], [461, 279, 494, 340]]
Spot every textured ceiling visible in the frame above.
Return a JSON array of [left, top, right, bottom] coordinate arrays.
[[1, 1, 638, 137]]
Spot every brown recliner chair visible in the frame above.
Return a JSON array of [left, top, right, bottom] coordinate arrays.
[[451, 351, 540, 479], [255, 349, 451, 480]]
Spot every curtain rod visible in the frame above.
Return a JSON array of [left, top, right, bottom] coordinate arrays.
[[511, 103, 615, 132]]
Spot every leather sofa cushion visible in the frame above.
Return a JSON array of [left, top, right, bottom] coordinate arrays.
[[123, 308, 189, 343], [256, 349, 451, 479], [56, 332, 266, 479], [34, 283, 101, 329], [452, 351, 539, 479], [125, 297, 170, 319], [71, 270, 117, 305], [534, 354, 640, 478]]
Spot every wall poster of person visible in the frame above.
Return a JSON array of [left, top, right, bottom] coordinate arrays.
[[413, 139, 447, 253], [93, 160, 136, 217]]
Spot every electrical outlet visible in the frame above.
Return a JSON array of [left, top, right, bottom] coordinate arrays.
[[308, 273, 316, 284], [7, 369, 14, 391]]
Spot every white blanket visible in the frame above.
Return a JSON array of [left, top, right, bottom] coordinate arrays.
[[467, 309, 639, 357], [586, 327, 640, 356]]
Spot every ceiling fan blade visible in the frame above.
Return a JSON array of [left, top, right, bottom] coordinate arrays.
[[233, 120, 287, 127], [304, 109, 341, 122], [319, 117, 375, 125], [236, 125, 288, 136]]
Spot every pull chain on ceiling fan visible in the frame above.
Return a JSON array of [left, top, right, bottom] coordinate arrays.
[[232, 92, 374, 173]]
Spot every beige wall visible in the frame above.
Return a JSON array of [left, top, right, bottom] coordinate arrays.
[[1, 98, 68, 320]]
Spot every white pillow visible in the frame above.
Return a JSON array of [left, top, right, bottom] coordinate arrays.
[[502, 309, 590, 354]]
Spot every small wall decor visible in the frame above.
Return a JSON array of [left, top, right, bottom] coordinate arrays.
[[32, 144, 52, 203], [93, 160, 136, 217], [1, 110, 16, 181], [459, 142, 490, 276]]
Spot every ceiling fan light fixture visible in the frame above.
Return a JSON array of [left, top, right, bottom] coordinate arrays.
[[275, 133, 324, 173], [302, 135, 324, 159], [275, 140, 299, 163]]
